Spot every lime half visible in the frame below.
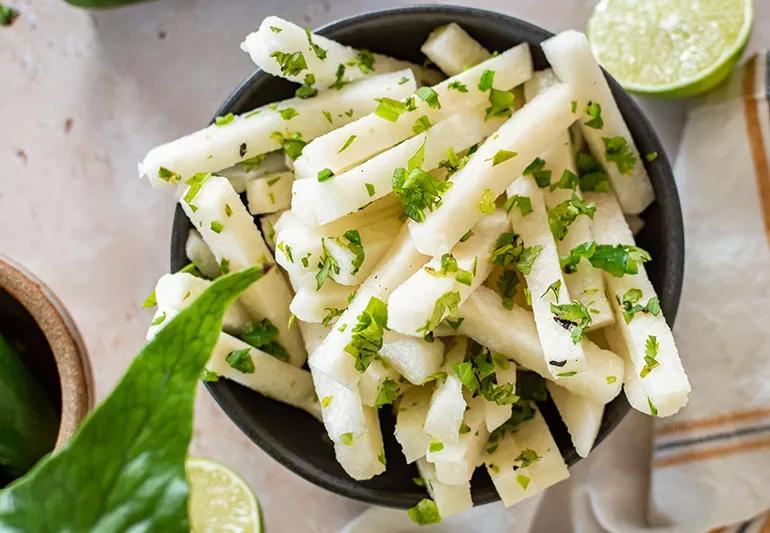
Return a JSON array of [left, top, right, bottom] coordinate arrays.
[[587, 0, 753, 97], [186, 457, 263, 533]]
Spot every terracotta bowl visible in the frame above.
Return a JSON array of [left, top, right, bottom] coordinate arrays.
[[0, 257, 93, 448]]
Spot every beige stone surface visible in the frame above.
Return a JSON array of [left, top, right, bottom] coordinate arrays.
[[1, 1, 767, 531]]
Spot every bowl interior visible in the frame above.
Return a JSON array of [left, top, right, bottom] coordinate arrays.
[[170, 5, 684, 508]]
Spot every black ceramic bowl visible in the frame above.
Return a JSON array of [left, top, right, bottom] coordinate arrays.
[[170, 5, 684, 508]]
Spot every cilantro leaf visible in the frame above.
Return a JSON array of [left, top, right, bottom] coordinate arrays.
[[478, 69, 495, 91], [584, 101, 603, 129], [497, 268, 519, 310], [490, 149, 517, 166], [344, 297, 388, 372], [416, 86, 441, 109], [515, 448, 541, 468], [226, 348, 255, 374], [561, 241, 651, 277], [485, 88, 514, 119], [418, 291, 461, 335], [448, 80, 468, 92], [550, 169, 579, 191], [340, 229, 365, 275], [392, 160, 451, 223], [550, 299, 592, 343], [616, 288, 661, 323], [548, 193, 596, 241], [295, 73, 317, 99], [412, 115, 432, 134], [640, 335, 660, 378], [304, 28, 327, 60], [575, 151, 611, 192], [603, 136, 636, 175], [348, 49, 375, 73], [270, 50, 307, 76], [338, 134, 357, 153], [215, 113, 235, 126], [375, 97, 411, 122], [407, 499, 441, 525], [477, 188, 497, 214], [315, 238, 340, 290], [541, 279, 562, 302], [504, 194, 532, 216], [523, 158, 552, 188], [317, 168, 334, 182], [374, 378, 399, 408]]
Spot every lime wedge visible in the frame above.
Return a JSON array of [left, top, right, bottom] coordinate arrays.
[[186, 457, 263, 533], [587, 0, 753, 97]]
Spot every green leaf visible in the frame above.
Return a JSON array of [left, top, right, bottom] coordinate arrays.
[[645, 151, 659, 162], [547, 193, 596, 241], [418, 291, 461, 335], [489, 149, 517, 167], [523, 158, 552, 188], [340, 229, 365, 275], [181, 172, 212, 210], [550, 169, 579, 191], [344, 297, 388, 372], [640, 335, 660, 378], [210, 220, 224, 234], [157, 166, 181, 184], [452, 361, 479, 393], [0, 4, 18, 25], [584, 101, 603, 129], [560, 241, 651, 277], [428, 440, 444, 452], [375, 97, 410, 122], [477, 188, 497, 214], [304, 28, 327, 60], [504, 194, 532, 216], [448, 80, 468, 92], [317, 168, 334, 182], [338, 135, 357, 153], [392, 165, 451, 223], [270, 50, 308, 76], [497, 268, 519, 310], [647, 396, 658, 417], [540, 279, 562, 302], [485, 88, 514, 119], [606, 375, 617, 384], [365, 183, 376, 197], [550, 299, 592, 343], [142, 289, 157, 308], [321, 307, 344, 326], [575, 151, 611, 192], [226, 348, 255, 374], [603, 136, 636, 175], [348, 49, 375, 73], [340, 432, 354, 445], [415, 86, 441, 109], [279, 107, 299, 120], [412, 115, 432, 134], [0, 268, 262, 531], [374, 378, 399, 408], [315, 239, 340, 290], [214, 113, 235, 126], [515, 245, 543, 275], [515, 448, 541, 468], [407, 498, 441, 525], [478, 69, 495, 91]]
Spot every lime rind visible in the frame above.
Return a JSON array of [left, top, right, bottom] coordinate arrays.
[[587, 0, 753, 97]]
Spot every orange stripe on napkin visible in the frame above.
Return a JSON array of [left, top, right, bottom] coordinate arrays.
[[655, 407, 770, 437], [653, 436, 770, 468], [742, 55, 770, 247]]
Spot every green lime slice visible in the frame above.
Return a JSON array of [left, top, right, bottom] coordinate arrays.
[[186, 457, 263, 533], [587, 0, 753, 97]]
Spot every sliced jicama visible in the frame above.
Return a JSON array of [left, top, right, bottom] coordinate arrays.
[[409, 82, 577, 256], [289, 283, 353, 324], [395, 386, 433, 464], [153, 272, 250, 335], [359, 359, 409, 408], [309, 227, 429, 389], [416, 458, 472, 518], [420, 23, 491, 76], [584, 191, 690, 417], [294, 43, 533, 179], [180, 175, 306, 366], [312, 367, 367, 442], [219, 150, 287, 193], [545, 381, 604, 457], [523, 70, 614, 329], [507, 175, 587, 375], [456, 286, 624, 404], [246, 171, 293, 215], [541, 31, 654, 214], [295, 105, 504, 224], [423, 337, 468, 444], [484, 356, 518, 432], [484, 425, 537, 507], [332, 405, 386, 481], [514, 408, 569, 489], [139, 70, 415, 189], [426, 394, 489, 485], [259, 211, 283, 251], [379, 331, 445, 385], [185, 229, 220, 279], [241, 16, 442, 89], [389, 210, 508, 336], [297, 320, 330, 354]]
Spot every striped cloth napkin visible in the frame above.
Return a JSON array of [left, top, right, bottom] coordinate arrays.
[[343, 52, 770, 533]]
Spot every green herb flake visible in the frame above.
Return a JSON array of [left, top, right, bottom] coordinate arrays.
[[200, 369, 219, 382], [541, 279, 562, 302], [338, 134, 357, 153], [516, 474, 531, 490], [375, 97, 410, 122], [321, 307, 344, 326], [646, 151, 659, 162], [365, 183, 376, 197], [344, 297, 388, 372], [640, 335, 660, 378], [215, 113, 235, 126], [321, 396, 333, 408], [226, 348, 255, 374], [329, 63, 347, 90], [557, 371, 577, 377], [571, 100, 577, 113], [603, 136, 636, 175], [317, 168, 335, 182], [157, 166, 181, 184], [485, 88, 514, 120], [210, 220, 224, 234], [315, 239, 340, 290], [279, 107, 299, 120], [142, 290, 157, 308], [490, 149, 517, 167], [647, 396, 658, 417], [584, 101, 604, 129], [548, 193, 596, 241], [478, 69, 495, 91], [606, 375, 617, 384], [412, 476, 426, 487], [270, 50, 308, 76], [399, 76, 410, 85], [429, 440, 444, 452], [504, 194, 532, 216], [551, 169, 580, 191], [448, 80, 468, 92], [392, 144, 452, 222], [349, 49, 375, 74], [459, 229, 474, 242], [322, 110, 333, 123], [477, 188, 497, 214], [374, 378, 399, 408], [575, 151, 611, 192], [295, 73, 317, 99], [219, 258, 230, 274], [304, 28, 327, 60], [341, 229, 365, 275], [617, 288, 661, 323], [550, 300, 592, 343], [459, 422, 471, 434], [378, 450, 387, 466], [269, 25, 282, 33], [415, 86, 441, 109], [418, 291, 461, 335], [515, 448, 541, 468], [560, 241, 651, 277], [407, 499, 441, 525], [150, 311, 166, 326], [340, 432, 354, 446], [452, 361, 479, 393], [523, 158, 552, 188], [224, 203, 233, 217], [412, 114, 432, 134]]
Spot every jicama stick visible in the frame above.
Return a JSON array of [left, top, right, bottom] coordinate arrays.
[[259, 211, 283, 251], [241, 16, 442, 89], [416, 458, 472, 518], [409, 82, 577, 256], [523, 70, 614, 329], [294, 43, 533, 179], [312, 367, 367, 442], [395, 386, 433, 463], [359, 359, 409, 408], [297, 320, 330, 354], [219, 150, 287, 193], [332, 404, 386, 480], [289, 283, 353, 324], [507, 175, 587, 375], [545, 381, 603, 457], [379, 331, 445, 385], [420, 23, 490, 76], [426, 394, 488, 485], [180, 176, 306, 366], [185, 229, 220, 279], [584, 191, 690, 416], [295, 105, 504, 224], [389, 210, 508, 336], [147, 307, 320, 419], [246, 171, 293, 215], [153, 272, 250, 335], [457, 286, 624, 404], [139, 70, 415, 189], [541, 31, 655, 214], [514, 408, 570, 488], [484, 357, 518, 432], [423, 337, 468, 444], [309, 227, 428, 389]]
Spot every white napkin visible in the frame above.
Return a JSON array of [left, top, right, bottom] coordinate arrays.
[[343, 52, 770, 533]]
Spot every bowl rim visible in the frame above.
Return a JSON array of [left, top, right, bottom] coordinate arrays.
[[170, 3, 685, 508], [0, 256, 94, 449]]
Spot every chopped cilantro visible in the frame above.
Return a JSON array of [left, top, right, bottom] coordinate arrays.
[[270, 50, 307, 76], [224, 203, 233, 217], [606, 375, 617, 384], [412, 115, 432, 134], [321, 307, 344, 326], [150, 312, 166, 326], [200, 369, 219, 382], [321, 396, 333, 408], [340, 432, 354, 445], [515, 449, 541, 468], [516, 475, 531, 489], [459, 229, 474, 242], [416, 86, 441, 109], [304, 28, 327, 60], [603, 136, 636, 175], [240, 318, 288, 361], [497, 269, 519, 310], [418, 291, 461, 335], [269, 25, 282, 33], [645, 151, 659, 162], [374, 378, 399, 408], [157, 166, 181, 184], [550, 300, 592, 343], [575, 151, 611, 192], [270, 131, 306, 159], [338, 134, 357, 153], [392, 141, 451, 222], [365, 183, 376, 196], [322, 110, 333, 123], [142, 290, 157, 308], [541, 279, 562, 302], [571, 100, 577, 113], [477, 188, 497, 214], [490, 149, 517, 166], [219, 258, 230, 274], [329, 63, 347, 89], [584, 101, 603, 129], [504, 194, 532, 216], [295, 73, 317, 99], [315, 239, 339, 290], [375, 97, 412, 122], [478, 69, 495, 91], [340, 229, 365, 275], [378, 450, 386, 465], [210, 220, 224, 234], [317, 168, 334, 182], [225, 348, 254, 374], [407, 499, 441, 525], [428, 440, 444, 452], [215, 113, 235, 126], [348, 49, 375, 73], [182, 172, 212, 211], [647, 396, 658, 416], [277, 241, 294, 263], [560, 241, 651, 277], [485, 88, 514, 119], [448, 80, 468, 92], [548, 193, 596, 241], [551, 169, 579, 191], [344, 297, 388, 372], [616, 288, 661, 323], [398, 76, 410, 85], [640, 335, 660, 378], [523, 158, 552, 188]]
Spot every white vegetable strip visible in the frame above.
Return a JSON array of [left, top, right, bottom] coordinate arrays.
[[241, 16, 441, 88], [484, 426, 537, 507], [426, 394, 489, 485], [585, 191, 690, 417], [409, 82, 577, 256], [139, 70, 415, 189], [484, 357, 517, 432], [332, 405, 386, 481], [309, 226, 429, 389], [546, 381, 603, 458], [457, 286, 624, 404], [297, 105, 504, 224], [420, 23, 490, 76], [507, 175, 587, 375], [153, 272, 250, 335], [395, 386, 433, 464], [416, 458, 472, 518], [219, 150, 287, 193], [389, 210, 508, 336], [379, 331, 444, 385], [289, 283, 353, 324], [246, 171, 293, 215], [185, 229, 220, 279], [297, 320, 329, 354], [180, 176, 306, 366], [423, 337, 468, 444], [359, 359, 408, 408], [514, 408, 570, 489], [541, 30, 654, 215], [259, 211, 283, 252], [312, 367, 367, 442], [294, 43, 533, 179]]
